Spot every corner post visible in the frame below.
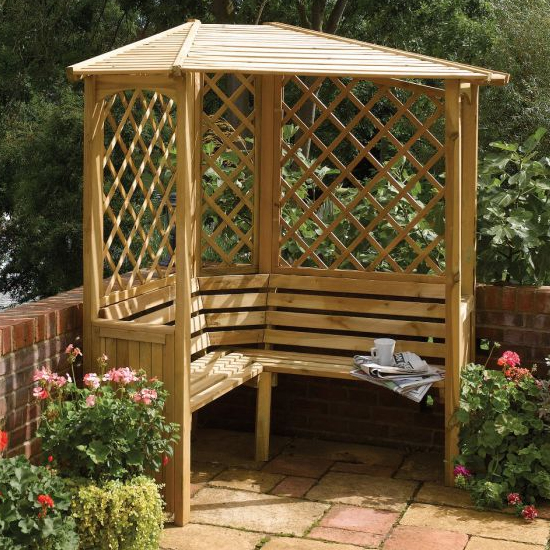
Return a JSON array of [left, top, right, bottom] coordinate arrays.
[[83, 76, 103, 372], [444, 80, 462, 486], [173, 72, 198, 525], [460, 83, 479, 363]]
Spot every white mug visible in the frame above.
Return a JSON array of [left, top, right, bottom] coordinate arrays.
[[371, 338, 396, 366]]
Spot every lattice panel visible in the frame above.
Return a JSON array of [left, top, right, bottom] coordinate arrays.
[[201, 73, 256, 270], [279, 76, 446, 275], [102, 89, 177, 296]]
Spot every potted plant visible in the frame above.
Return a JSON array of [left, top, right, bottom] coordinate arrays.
[[0, 423, 79, 549], [34, 346, 179, 550]]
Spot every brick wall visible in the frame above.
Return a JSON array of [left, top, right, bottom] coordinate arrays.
[[0, 288, 83, 458], [1, 284, 548, 457], [476, 285, 550, 374]]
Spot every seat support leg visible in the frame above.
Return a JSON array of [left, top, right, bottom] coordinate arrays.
[[255, 371, 272, 462]]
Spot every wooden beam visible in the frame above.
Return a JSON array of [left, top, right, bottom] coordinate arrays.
[[461, 83, 479, 363], [444, 80, 462, 486], [172, 20, 201, 75], [173, 72, 197, 526], [83, 76, 104, 372]]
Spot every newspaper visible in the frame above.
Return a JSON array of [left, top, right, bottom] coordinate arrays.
[[350, 351, 444, 403]]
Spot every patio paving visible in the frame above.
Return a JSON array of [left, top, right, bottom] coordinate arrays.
[[161, 428, 550, 550]]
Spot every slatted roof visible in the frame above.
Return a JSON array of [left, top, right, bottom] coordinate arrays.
[[68, 20, 509, 85]]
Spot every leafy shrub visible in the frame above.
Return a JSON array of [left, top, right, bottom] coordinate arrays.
[[455, 350, 550, 508], [0, 455, 79, 550], [70, 475, 163, 550], [35, 348, 179, 481], [477, 127, 550, 285]]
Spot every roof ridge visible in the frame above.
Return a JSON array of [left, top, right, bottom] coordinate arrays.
[[265, 22, 508, 85]]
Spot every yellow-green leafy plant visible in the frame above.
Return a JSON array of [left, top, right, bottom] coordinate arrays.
[[70, 476, 163, 550]]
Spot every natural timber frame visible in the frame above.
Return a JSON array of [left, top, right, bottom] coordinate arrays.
[[71, 21, 508, 524]]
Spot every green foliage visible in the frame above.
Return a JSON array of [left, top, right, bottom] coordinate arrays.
[[0, 456, 79, 550], [477, 128, 550, 284], [455, 362, 550, 508], [36, 363, 179, 482], [70, 476, 163, 550]]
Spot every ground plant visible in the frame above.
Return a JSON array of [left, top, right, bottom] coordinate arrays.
[[0, 429, 79, 550], [455, 350, 550, 512], [35, 346, 180, 481]]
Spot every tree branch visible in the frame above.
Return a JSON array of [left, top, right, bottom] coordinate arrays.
[[311, 0, 327, 31], [211, 0, 236, 24], [296, 0, 310, 28], [254, 0, 269, 24], [325, 0, 349, 33]]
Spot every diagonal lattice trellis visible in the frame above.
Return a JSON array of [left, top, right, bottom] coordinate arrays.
[[201, 73, 256, 270], [102, 89, 177, 297], [279, 76, 446, 275]]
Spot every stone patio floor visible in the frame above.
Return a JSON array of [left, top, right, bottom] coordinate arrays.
[[161, 429, 550, 550]]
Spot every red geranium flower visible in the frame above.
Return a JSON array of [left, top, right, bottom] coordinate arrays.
[[0, 431, 8, 452], [507, 493, 522, 506], [162, 455, 170, 466], [521, 505, 538, 521], [497, 350, 521, 368]]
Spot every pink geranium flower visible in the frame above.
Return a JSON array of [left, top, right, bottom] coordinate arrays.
[[83, 373, 101, 389], [453, 465, 472, 478], [133, 388, 158, 405], [507, 493, 522, 506], [497, 350, 521, 368], [85, 395, 96, 407], [104, 367, 139, 385]]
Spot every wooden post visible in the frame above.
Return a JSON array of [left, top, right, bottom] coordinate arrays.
[[461, 83, 479, 363], [258, 75, 276, 274], [83, 76, 104, 372], [444, 80, 462, 486], [173, 72, 197, 525]]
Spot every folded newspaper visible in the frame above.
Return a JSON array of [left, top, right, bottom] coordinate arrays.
[[351, 351, 444, 403]]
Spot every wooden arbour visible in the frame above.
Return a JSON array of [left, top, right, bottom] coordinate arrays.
[[70, 21, 508, 525]]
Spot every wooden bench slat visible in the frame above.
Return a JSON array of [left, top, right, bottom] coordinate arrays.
[[265, 311, 445, 338], [267, 293, 446, 319], [269, 273, 445, 299], [201, 293, 268, 310], [198, 273, 270, 291], [206, 310, 266, 328], [263, 329, 446, 358]]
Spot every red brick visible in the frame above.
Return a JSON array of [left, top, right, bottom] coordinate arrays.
[[0, 325, 13, 355], [13, 319, 34, 350], [483, 285, 502, 310], [501, 286, 516, 311], [516, 287, 536, 312], [535, 289, 550, 314], [383, 525, 468, 550], [530, 314, 550, 330]]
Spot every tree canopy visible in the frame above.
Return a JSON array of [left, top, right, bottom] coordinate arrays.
[[1, 0, 549, 300]]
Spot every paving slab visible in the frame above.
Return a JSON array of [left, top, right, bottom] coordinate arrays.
[[160, 524, 263, 550], [262, 537, 365, 550], [263, 455, 333, 478], [191, 487, 329, 536], [283, 438, 404, 468], [395, 452, 444, 482], [306, 472, 418, 512], [271, 476, 317, 498], [308, 526, 382, 547], [192, 429, 290, 469], [415, 482, 474, 508], [400, 503, 550, 545], [320, 504, 398, 535], [382, 525, 468, 550], [465, 537, 546, 550], [191, 461, 226, 484], [210, 468, 284, 493], [331, 461, 397, 477]]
